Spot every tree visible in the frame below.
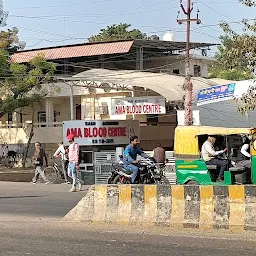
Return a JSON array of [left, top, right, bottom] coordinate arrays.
[[0, 54, 56, 118], [0, 27, 26, 54], [212, 0, 256, 113], [88, 23, 148, 42], [209, 35, 254, 81], [0, 54, 56, 167]]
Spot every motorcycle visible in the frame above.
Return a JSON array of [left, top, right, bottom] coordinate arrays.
[[108, 156, 170, 185]]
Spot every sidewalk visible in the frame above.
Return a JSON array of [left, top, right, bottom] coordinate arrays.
[[0, 167, 34, 182]]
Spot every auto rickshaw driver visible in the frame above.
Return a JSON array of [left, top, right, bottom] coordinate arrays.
[[201, 135, 228, 182]]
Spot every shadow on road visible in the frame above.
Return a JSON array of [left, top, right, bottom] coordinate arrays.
[[0, 195, 47, 199]]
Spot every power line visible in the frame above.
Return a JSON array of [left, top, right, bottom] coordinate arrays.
[[12, 0, 115, 10]]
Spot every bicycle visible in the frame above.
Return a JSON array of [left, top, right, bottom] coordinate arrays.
[[43, 158, 66, 183], [0, 144, 16, 168]]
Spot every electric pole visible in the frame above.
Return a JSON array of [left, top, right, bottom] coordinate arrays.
[[177, 0, 201, 125]]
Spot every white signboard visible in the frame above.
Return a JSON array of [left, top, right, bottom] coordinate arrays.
[[63, 120, 140, 146], [111, 96, 166, 115]]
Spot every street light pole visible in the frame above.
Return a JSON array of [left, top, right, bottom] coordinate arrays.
[[177, 0, 201, 126]]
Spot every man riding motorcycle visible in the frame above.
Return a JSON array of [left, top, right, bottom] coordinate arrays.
[[123, 135, 150, 183]]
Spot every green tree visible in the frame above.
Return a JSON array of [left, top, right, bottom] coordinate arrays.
[[211, 0, 256, 113], [0, 27, 25, 54], [88, 23, 148, 42], [209, 35, 254, 81], [0, 54, 56, 167], [0, 53, 56, 118]]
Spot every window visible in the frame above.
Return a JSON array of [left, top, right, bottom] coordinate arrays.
[[38, 111, 46, 123], [194, 65, 201, 77], [173, 69, 180, 75], [147, 114, 158, 126], [38, 111, 46, 127], [81, 151, 93, 164]]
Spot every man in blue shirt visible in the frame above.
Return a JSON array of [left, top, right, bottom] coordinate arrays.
[[123, 135, 149, 183]]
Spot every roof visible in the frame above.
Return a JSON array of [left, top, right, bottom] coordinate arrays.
[[11, 41, 134, 63], [10, 39, 216, 63], [174, 126, 251, 155], [69, 68, 228, 102], [193, 126, 250, 136]]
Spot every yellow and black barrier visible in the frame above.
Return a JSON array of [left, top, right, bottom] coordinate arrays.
[[64, 185, 256, 231]]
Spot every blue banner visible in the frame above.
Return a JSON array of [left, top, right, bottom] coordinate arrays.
[[197, 83, 236, 106]]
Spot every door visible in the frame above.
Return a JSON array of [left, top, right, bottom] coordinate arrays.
[[76, 105, 81, 120]]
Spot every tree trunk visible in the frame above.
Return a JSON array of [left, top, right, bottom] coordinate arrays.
[[22, 110, 35, 168]]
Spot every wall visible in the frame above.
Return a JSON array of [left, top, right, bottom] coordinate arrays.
[[140, 126, 175, 150], [0, 125, 174, 151], [0, 127, 62, 144]]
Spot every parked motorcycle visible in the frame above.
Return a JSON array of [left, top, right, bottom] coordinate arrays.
[[108, 156, 169, 185]]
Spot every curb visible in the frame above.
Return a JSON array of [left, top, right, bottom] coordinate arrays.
[[0, 170, 34, 182], [64, 185, 256, 231]]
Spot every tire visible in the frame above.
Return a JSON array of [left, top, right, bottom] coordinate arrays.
[[44, 167, 57, 183], [234, 172, 248, 184], [186, 180, 199, 185], [4, 156, 15, 168], [160, 176, 170, 185], [113, 175, 131, 184]]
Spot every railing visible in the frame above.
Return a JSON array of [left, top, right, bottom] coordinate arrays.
[[0, 121, 63, 128]]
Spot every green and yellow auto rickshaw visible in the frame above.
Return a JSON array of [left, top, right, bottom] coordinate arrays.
[[174, 126, 256, 185]]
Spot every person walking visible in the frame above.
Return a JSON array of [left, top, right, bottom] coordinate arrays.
[[67, 134, 82, 192], [31, 142, 50, 184], [53, 141, 70, 184]]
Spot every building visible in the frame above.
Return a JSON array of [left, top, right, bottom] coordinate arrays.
[[0, 39, 217, 156]]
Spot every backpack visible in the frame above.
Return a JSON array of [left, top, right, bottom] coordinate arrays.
[[64, 146, 69, 160], [78, 150, 83, 164]]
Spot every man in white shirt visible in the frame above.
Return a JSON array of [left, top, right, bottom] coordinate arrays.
[[53, 141, 70, 184], [237, 136, 251, 169], [201, 135, 228, 182]]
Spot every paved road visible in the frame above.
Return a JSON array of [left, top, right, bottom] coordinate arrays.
[[0, 181, 88, 221], [1, 222, 256, 256], [1, 181, 256, 256]]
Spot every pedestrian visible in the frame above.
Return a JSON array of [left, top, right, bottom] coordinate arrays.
[[53, 141, 70, 184], [67, 134, 82, 192], [31, 142, 50, 184]]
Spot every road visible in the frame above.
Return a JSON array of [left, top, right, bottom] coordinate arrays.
[[1, 181, 256, 256], [0, 181, 88, 221]]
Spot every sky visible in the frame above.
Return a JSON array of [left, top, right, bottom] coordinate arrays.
[[4, 0, 256, 55]]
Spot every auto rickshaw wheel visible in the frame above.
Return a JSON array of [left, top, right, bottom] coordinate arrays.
[[186, 180, 199, 185]]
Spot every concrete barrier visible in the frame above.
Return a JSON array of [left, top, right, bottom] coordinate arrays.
[[64, 185, 256, 231]]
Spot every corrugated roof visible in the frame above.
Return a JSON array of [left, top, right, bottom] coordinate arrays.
[[11, 41, 134, 63]]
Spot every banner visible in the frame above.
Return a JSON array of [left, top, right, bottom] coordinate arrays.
[[111, 96, 166, 115], [63, 120, 140, 146], [197, 83, 236, 106]]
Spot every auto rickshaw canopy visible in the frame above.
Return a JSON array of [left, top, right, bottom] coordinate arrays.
[[174, 126, 251, 157]]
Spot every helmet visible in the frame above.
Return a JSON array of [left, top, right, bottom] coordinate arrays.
[[67, 134, 75, 140]]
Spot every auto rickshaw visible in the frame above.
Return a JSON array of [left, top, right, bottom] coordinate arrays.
[[174, 126, 256, 185]]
